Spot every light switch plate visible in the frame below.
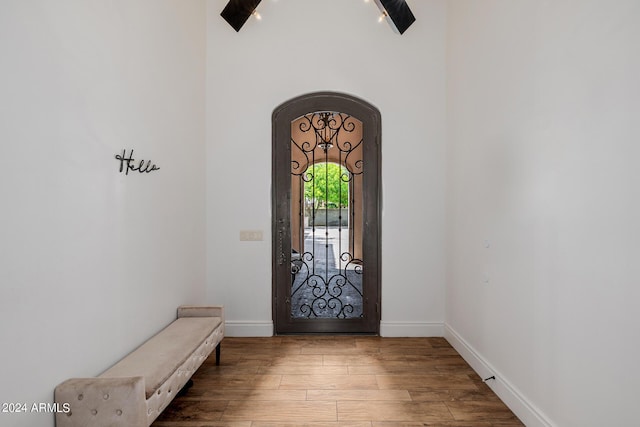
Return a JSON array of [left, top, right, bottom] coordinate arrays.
[[240, 230, 263, 241]]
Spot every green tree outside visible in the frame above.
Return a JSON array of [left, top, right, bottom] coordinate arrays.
[[304, 162, 350, 211]]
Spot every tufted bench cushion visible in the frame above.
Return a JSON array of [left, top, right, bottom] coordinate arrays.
[[54, 305, 224, 427], [100, 316, 221, 399]]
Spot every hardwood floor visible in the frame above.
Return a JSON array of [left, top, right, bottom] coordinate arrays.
[[152, 336, 523, 427]]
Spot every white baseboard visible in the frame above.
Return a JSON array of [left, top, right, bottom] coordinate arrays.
[[444, 324, 555, 427], [380, 321, 444, 337], [224, 321, 273, 337], [224, 321, 442, 337]]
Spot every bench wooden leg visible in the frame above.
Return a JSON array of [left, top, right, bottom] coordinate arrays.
[[177, 379, 194, 397], [215, 343, 221, 365]]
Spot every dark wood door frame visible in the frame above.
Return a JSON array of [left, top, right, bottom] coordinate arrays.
[[272, 91, 381, 334]]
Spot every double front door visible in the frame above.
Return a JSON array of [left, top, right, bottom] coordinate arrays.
[[272, 92, 381, 334]]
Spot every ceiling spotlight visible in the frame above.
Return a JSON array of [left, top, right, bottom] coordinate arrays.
[[252, 10, 262, 20], [372, 0, 416, 34], [220, 0, 262, 32]]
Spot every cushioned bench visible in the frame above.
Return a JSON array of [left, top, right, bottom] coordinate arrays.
[[54, 305, 224, 427]]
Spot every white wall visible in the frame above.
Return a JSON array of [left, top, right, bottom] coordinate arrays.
[[206, 0, 447, 336], [0, 1, 206, 426], [446, 1, 640, 426]]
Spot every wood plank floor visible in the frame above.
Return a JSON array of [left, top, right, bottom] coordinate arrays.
[[152, 336, 523, 427]]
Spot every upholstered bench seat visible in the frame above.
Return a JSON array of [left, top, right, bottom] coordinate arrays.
[[101, 316, 221, 399], [54, 305, 224, 427]]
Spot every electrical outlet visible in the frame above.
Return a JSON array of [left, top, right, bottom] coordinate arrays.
[[239, 230, 263, 241]]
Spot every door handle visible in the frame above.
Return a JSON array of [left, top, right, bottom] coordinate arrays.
[[277, 219, 286, 266]]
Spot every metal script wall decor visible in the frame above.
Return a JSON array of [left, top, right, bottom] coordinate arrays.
[[115, 149, 160, 175]]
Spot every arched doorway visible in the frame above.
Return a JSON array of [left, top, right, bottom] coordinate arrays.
[[272, 92, 381, 334]]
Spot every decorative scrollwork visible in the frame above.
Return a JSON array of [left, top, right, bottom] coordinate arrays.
[[290, 110, 364, 320], [291, 244, 364, 319], [291, 112, 363, 173]]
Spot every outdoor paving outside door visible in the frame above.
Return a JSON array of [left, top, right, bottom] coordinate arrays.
[[272, 92, 381, 334]]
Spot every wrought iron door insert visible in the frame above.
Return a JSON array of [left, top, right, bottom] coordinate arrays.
[[290, 112, 363, 319], [272, 92, 381, 334]]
